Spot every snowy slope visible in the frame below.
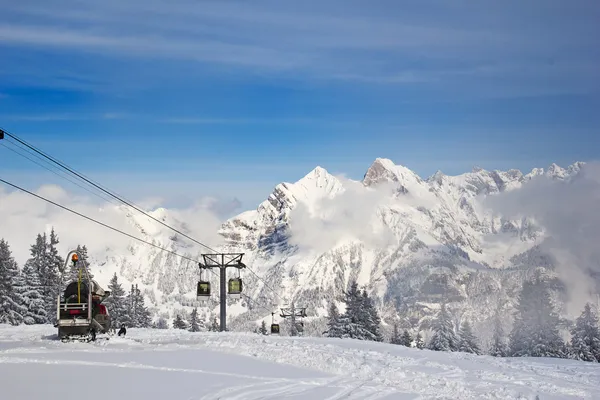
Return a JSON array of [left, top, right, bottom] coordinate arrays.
[[34, 159, 590, 339], [1, 324, 599, 399]]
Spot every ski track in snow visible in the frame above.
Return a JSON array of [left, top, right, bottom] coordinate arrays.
[[1, 325, 599, 399]]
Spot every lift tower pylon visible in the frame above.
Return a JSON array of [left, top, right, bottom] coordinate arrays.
[[199, 253, 246, 332]]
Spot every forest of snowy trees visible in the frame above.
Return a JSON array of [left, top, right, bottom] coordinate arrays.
[[0, 231, 153, 328], [2, 232, 600, 362], [0, 232, 213, 333], [322, 275, 600, 364]]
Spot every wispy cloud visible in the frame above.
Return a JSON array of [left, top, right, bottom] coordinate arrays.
[[1, 0, 598, 96], [0, 112, 128, 121], [156, 117, 319, 125]]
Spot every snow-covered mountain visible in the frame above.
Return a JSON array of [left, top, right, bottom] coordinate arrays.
[[81, 158, 595, 345]]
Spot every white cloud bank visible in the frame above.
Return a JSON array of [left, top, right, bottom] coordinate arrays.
[[484, 162, 600, 314], [0, 183, 226, 267], [286, 178, 406, 253]]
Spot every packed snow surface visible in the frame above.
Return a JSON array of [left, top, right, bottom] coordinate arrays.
[[1, 325, 599, 399]]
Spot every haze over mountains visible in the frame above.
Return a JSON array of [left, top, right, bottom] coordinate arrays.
[[1, 158, 599, 344]]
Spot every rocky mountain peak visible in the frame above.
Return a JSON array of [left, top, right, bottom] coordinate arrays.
[[362, 158, 422, 194]]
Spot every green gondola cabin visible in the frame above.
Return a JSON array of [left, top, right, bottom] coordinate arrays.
[[271, 323, 280, 334], [228, 277, 242, 299], [197, 281, 210, 299]]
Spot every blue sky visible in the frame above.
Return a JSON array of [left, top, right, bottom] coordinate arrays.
[[0, 0, 599, 211]]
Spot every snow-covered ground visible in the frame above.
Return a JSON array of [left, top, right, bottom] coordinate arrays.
[[1, 325, 599, 399]]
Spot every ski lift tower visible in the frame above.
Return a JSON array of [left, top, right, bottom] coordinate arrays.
[[199, 253, 246, 332], [280, 303, 307, 336]]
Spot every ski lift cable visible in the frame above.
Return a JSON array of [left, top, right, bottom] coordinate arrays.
[[240, 265, 286, 304], [0, 128, 219, 254], [0, 177, 202, 264], [240, 293, 276, 315], [1, 128, 284, 305], [0, 141, 117, 205]]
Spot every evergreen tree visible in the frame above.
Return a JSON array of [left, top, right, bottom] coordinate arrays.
[[415, 332, 425, 349], [390, 323, 402, 345], [20, 235, 50, 324], [156, 317, 168, 329], [428, 303, 459, 352], [134, 285, 151, 327], [458, 320, 480, 354], [509, 274, 565, 358], [259, 320, 268, 335], [22, 234, 48, 323], [0, 239, 26, 325], [210, 316, 220, 331], [19, 261, 47, 324], [401, 329, 413, 347], [124, 284, 151, 328], [361, 289, 383, 341], [324, 301, 344, 338], [189, 308, 202, 332], [336, 282, 382, 341], [173, 314, 187, 329], [104, 273, 127, 328], [489, 308, 509, 357], [122, 284, 135, 328], [41, 229, 62, 323], [570, 303, 600, 362]]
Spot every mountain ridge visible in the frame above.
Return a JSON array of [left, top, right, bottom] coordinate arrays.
[[4, 158, 593, 345]]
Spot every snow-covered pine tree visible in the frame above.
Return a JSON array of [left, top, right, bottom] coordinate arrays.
[[390, 323, 402, 345], [209, 316, 219, 331], [458, 320, 480, 354], [20, 260, 47, 324], [189, 308, 202, 332], [428, 302, 459, 352], [104, 273, 127, 328], [361, 289, 383, 341], [122, 284, 136, 328], [570, 302, 600, 362], [156, 317, 168, 329], [134, 285, 151, 328], [43, 229, 64, 324], [336, 282, 383, 341], [27, 229, 60, 323], [415, 332, 425, 349], [324, 301, 344, 338], [401, 329, 413, 347], [173, 314, 187, 329], [11, 271, 30, 324], [336, 281, 365, 339], [20, 235, 49, 324], [0, 239, 26, 325], [259, 320, 268, 335], [22, 233, 49, 323], [509, 273, 565, 358], [489, 307, 509, 357]]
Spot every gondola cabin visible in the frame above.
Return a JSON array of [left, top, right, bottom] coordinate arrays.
[[197, 281, 210, 300], [228, 277, 242, 299], [270, 323, 280, 334]]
